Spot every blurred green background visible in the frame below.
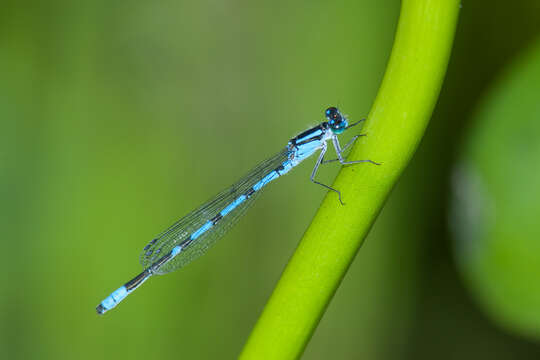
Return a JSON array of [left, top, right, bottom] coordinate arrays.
[[2, 1, 540, 359]]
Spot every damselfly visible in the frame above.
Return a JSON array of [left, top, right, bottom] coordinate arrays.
[[96, 107, 378, 314]]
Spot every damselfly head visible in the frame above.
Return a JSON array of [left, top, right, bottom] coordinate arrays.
[[325, 107, 348, 134]]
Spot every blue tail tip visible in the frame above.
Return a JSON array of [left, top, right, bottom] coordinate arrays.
[[96, 304, 107, 315]]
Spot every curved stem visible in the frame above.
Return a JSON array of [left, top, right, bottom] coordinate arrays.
[[240, 0, 460, 358]]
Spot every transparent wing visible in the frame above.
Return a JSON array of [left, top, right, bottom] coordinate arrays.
[[140, 147, 292, 274]]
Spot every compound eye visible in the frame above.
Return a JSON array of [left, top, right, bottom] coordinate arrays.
[[325, 107, 348, 134], [325, 107, 340, 122]]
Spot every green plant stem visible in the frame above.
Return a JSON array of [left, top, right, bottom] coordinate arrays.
[[239, 1, 460, 358]]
